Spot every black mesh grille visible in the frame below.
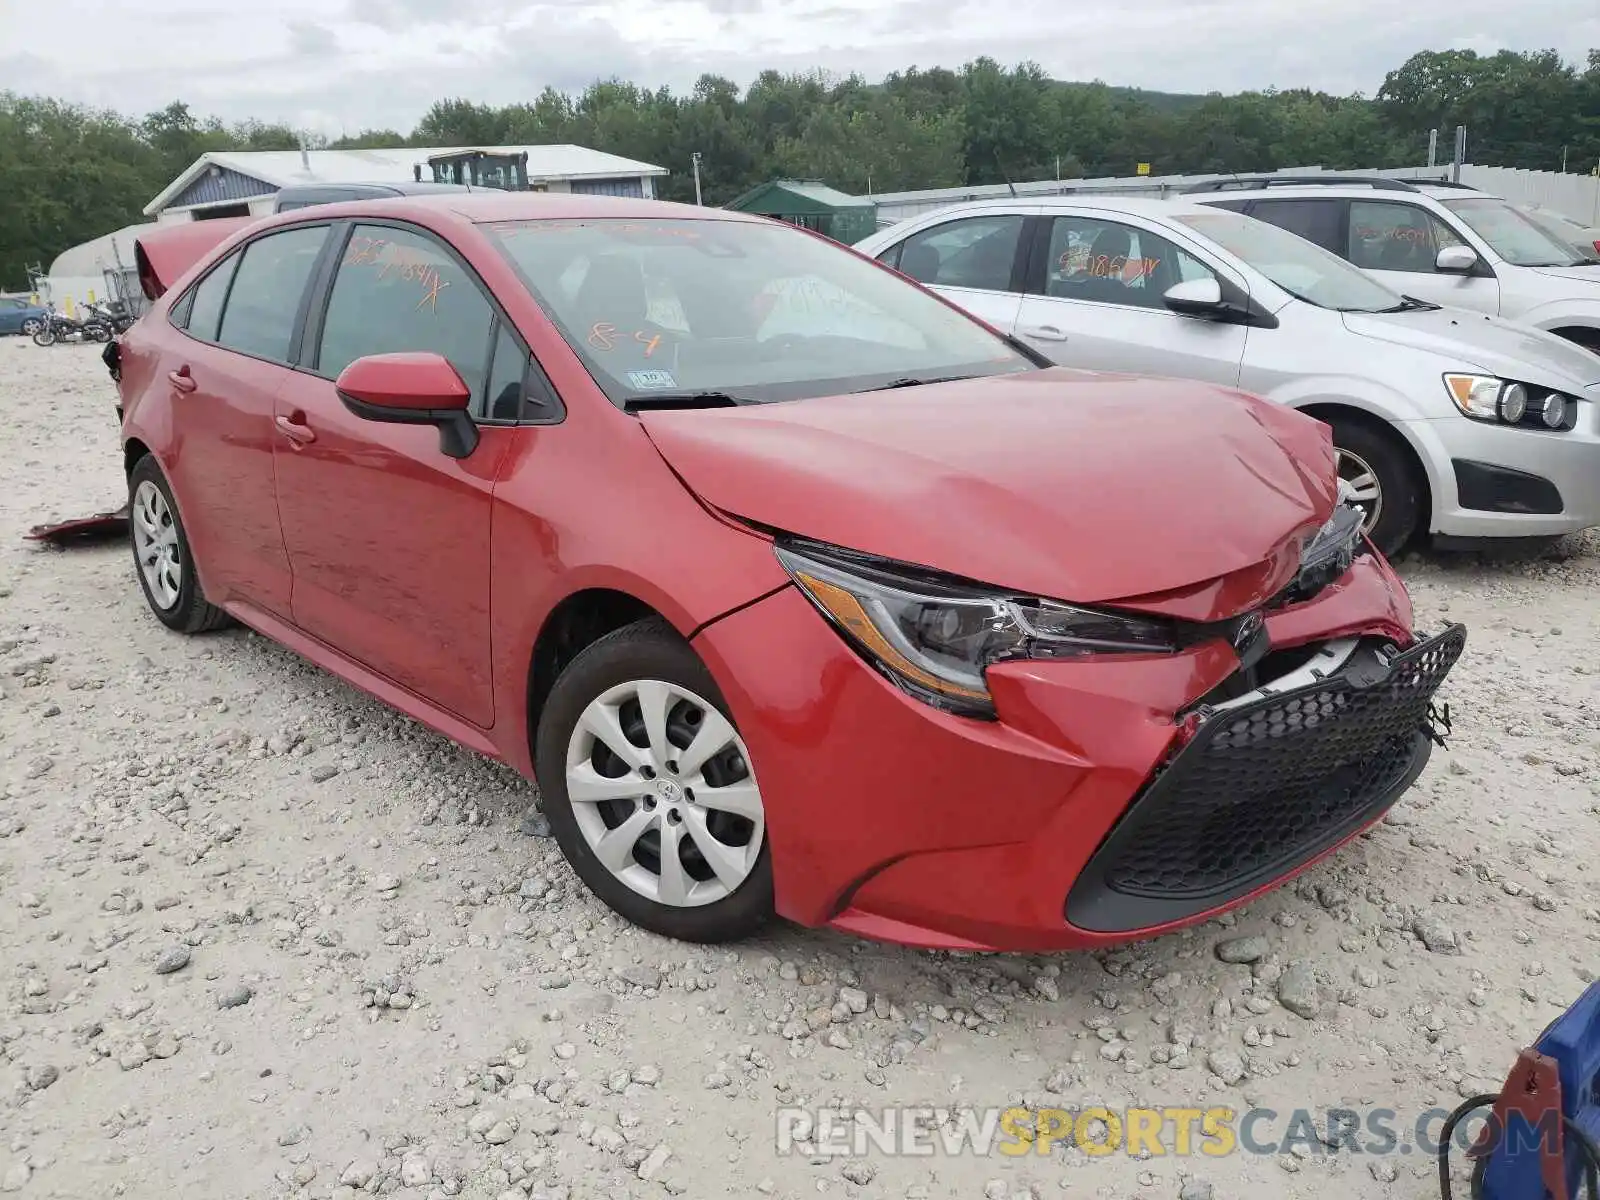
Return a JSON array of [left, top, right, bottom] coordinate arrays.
[[1066, 624, 1466, 933]]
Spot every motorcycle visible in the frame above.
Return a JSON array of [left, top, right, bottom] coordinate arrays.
[[83, 299, 136, 335], [32, 308, 111, 346]]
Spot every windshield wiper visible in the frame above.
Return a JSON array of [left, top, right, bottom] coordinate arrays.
[[1380, 294, 1440, 313], [622, 392, 750, 412], [859, 374, 976, 392]]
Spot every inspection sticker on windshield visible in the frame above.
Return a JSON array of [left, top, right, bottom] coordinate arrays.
[[628, 369, 678, 390]]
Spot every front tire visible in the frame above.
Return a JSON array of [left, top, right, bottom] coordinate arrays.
[[32, 327, 55, 347], [128, 456, 232, 633], [1327, 416, 1423, 557], [534, 618, 773, 943]]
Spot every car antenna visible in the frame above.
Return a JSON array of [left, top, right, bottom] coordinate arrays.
[[993, 149, 1018, 198]]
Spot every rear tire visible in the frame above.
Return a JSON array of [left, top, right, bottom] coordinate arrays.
[[1327, 416, 1423, 557], [20, 318, 41, 336], [128, 455, 232, 634], [534, 617, 774, 944]]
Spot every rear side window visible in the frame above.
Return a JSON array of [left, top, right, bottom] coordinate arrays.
[[315, 225, 496, 408], [216, 226, 329, 362], [893, 215, 1025, 292], [181, 254, 239, 342], [1248, 199, 1344, 254]]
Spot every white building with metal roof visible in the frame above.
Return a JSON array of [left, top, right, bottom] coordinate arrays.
[[144, 144, 670, 224]]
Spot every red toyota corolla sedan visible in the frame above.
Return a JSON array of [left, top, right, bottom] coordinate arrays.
[[112, 193, 1464, 951]]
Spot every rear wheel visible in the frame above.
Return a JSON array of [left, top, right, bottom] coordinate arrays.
[[19, 318, 41, 336], [128, 456, 232, 633], [1327, 416, 1424, 557], [534, 618, 773, 943]]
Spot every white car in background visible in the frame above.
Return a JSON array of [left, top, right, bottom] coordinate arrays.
[[853, 196, 1600, 554], [1183, 177, 1600, 355]]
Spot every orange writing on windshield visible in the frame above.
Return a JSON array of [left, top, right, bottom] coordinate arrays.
[[588, 323, 662, 356]]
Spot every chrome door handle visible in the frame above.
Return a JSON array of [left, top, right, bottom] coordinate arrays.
[[1020, 325, 1069, 342]]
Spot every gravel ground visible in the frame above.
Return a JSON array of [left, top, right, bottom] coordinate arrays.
[[1, 337, 1598, 1200]]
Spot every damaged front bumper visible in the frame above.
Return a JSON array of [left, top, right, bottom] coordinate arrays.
[[1065, 622, 1467, 933]]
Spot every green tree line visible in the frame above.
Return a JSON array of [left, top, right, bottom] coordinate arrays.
[[3, 48, 1598, 290]]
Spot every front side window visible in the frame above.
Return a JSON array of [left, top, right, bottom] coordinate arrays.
[[485, 217, 1035, 407], [317, 225, 496, 409], [1177, 209, 1403, 314], [182, 253, 239, 342], [892, 215, 1025, 291], [1041, 216, 1217, 309], [1442, 197, 1586, 267], [1346, 202, 1463, 273]]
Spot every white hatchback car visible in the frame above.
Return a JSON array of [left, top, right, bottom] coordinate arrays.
[[1185, 177, 1600, 355], [854, 196, 1600, 553]]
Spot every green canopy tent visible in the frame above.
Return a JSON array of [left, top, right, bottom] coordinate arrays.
[[723, 180, 878, 245]]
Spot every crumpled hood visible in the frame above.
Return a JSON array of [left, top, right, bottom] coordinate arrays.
[[640, 369, 1337, 610], [1341, 306, 1600, 391]]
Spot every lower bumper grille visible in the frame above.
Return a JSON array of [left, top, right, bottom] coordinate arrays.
[[1066, 624, 1467, 933]]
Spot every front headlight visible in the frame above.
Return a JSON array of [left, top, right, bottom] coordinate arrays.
[[1444, 373, 1575, 430], [774, 541, 1175, 718]]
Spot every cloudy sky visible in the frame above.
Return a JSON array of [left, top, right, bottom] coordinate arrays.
[[3, 0, 1597, 136]]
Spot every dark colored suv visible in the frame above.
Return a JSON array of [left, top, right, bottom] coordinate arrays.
[[273, 181, 471, 212]]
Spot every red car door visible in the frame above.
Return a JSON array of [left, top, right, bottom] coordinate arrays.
[[272, 222, 513, 728], [153, 225, 332, 617]]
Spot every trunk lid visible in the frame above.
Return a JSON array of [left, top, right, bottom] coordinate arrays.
[[640, 368, 1336, 612], [133, 218, 256, 300]]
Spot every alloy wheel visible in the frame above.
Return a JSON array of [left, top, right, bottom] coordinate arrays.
[[564, 679, 764, 908], [132, 480, 182, 610], [1336, 447, 1383, 537], [20, 319, 41, 335]]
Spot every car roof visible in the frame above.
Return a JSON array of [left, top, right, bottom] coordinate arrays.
[[1189, 182, 1502, 203], [276, 181, 471, 196], [891, 194, 1229, 222], [253, 191, 768, 229]]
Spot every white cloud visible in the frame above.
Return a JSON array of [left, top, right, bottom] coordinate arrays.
[[2, 0, 1596, 135]]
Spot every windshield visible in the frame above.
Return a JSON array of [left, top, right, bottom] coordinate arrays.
[[1442, 197, 1586, 267], [483, 217, 1037, 405], [1175, 210, 1405, 313], [1515, 206, 1598, 261]]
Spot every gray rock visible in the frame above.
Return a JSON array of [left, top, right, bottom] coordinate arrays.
[[217, 984, 254, 1010], [310, 764, 340, 783], [154, 945, 191, 975], [841, 1160, 877, 1185], [520, 811, 552, 838], [0, 1160, 30, 1193], [617, 964, 662, 990], [1207, 1048, 1246, 1085], [1277, 961, 1323, 1020], [1413, 913, 1459, 954], [339, 1160, 377, 1188], [24, 1063, 59, 1091], [638, 1144, 672, 1181], [1215, 935, 1270, 964]]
